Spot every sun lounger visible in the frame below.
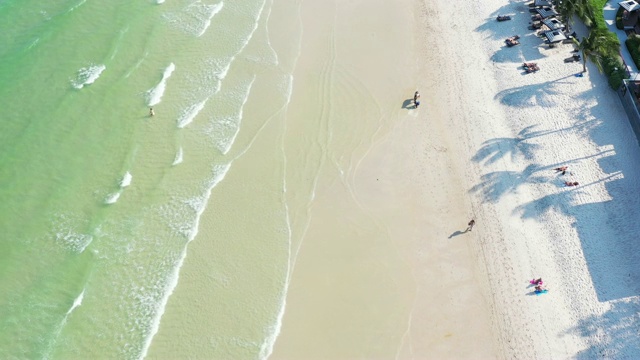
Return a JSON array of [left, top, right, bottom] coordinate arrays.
[[530, 21, 543, 29], [497, 15, 512, 21], [563, 54, 581, 63]]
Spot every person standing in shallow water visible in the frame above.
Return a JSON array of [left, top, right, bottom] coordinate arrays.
[[149, 108, 155, 117]]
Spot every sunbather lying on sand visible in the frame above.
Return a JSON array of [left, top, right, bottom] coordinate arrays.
[[554, 166, 568, 175], [565, 181, 579, 187], [506, 39, 520, 47], [524, 64, 540, 73]]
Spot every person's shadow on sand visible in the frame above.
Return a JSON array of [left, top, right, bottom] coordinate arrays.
[[526, 290, 548, 296], [402, 99, 415, 109], [448, 229, 469, 239]]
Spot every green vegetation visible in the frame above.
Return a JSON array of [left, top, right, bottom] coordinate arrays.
[[627, 34, 640, 68], [616, 6, 625, 30], [558, 0, 626, 88]]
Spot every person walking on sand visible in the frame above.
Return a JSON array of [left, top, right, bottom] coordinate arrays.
[[149, 108, 155, 117], [414, 100, 421, 109], [414, 91, 420, 103], [467, 219, 476, 232]]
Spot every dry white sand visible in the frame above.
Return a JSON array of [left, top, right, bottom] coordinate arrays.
[[272, 0, 640, 358], [411, 0, 640, 358]]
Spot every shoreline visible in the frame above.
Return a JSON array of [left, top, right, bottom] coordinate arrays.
[[270, 0, 498, 358], [146, 0, 640, 357]]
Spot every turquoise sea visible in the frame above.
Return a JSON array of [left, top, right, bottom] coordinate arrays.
[[0, 0, 296, 358]]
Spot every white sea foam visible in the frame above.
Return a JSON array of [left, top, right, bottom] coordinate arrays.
[[120, 171, 132, 188], [67, 0, 87, 13], [55, 228, 93, 253], [52, 213, 94, 253], [125, 52, 148, 79], [201, 0, 266, 86], [258, 65, 298, 360], [105, 192, 121, 204], [139, 163, 232, 360], [264, 2, 279, 66], [109, 26, 129, 61], [284, 74, 293, 106], [146, 63, 175, 106], [172, 147, 183, 165], [177, 100, 207, 128], [66, 289, 85, 315], [258, 283, 289, 359], [165, 1, 224, 37], [208, 76, 256, 154], [224, 78, 255, 154], [259, 127, 296, 360], [71, 64, 106, 89], [27, 38, 40, 50], [141, 0, 274, 355], [215, 61, 231, 81], [156, 0, 165, 3], [196, 2, 224, 37], [43, 287, 87, 359]]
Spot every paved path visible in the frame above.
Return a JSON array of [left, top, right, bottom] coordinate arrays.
[[603, 0, 639, 78]]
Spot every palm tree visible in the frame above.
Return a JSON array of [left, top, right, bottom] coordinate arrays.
[[556, 0, 579, 31], [557, 0, 592, 30], [577, 29, 620, 73]]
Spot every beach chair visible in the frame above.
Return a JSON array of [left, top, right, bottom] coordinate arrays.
[[497, 15, 512, 21], [530, 21, 543, 29], [563, 54, 581, 63]]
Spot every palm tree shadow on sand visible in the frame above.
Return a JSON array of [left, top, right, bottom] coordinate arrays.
[[470, 164, 548, 203], [472, 137, 541, 165], [495, 75, 575, 108], [471, 122, 599, 167], [563, 298, 640, 359], [512, 186, 581, 219]]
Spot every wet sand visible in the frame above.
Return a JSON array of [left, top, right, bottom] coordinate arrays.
[[269, 0, 497, 358]]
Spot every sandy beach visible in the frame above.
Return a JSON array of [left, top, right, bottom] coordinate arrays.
[[146, 0, 640, 358], [270, 0, 499, 358]]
